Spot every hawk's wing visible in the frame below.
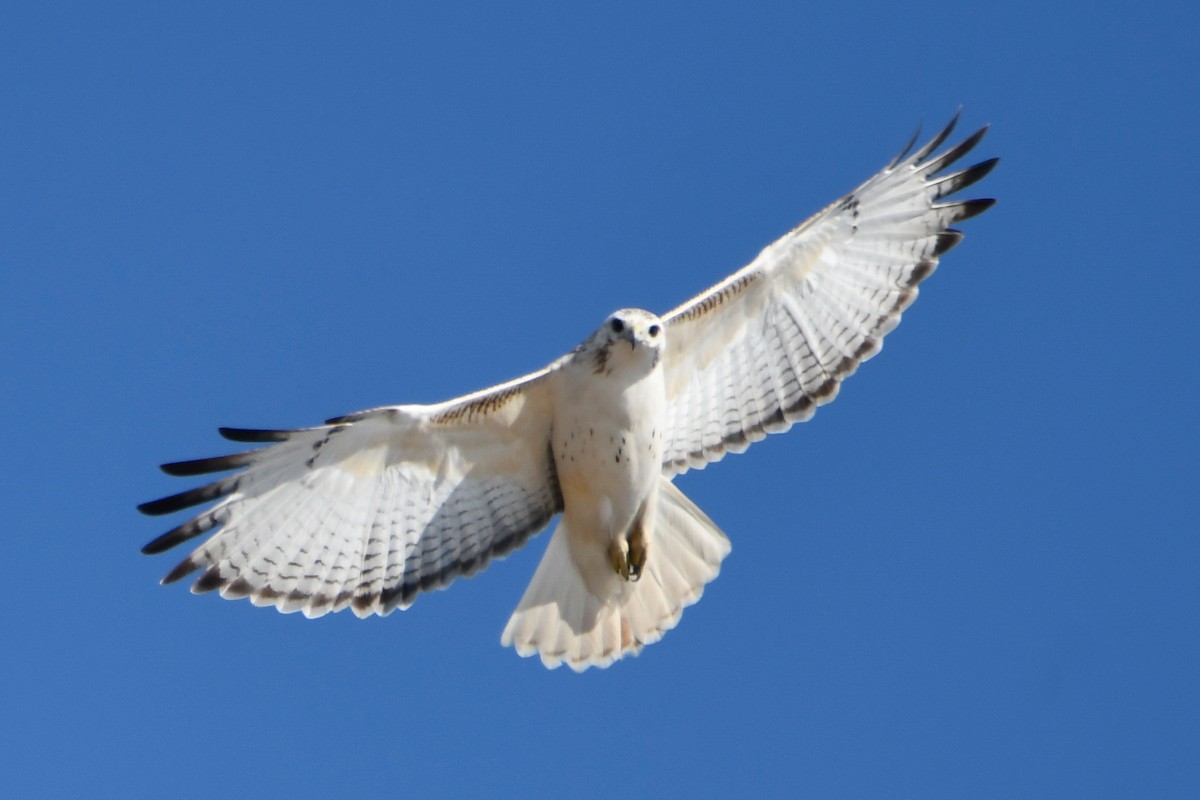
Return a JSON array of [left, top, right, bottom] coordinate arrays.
[[139, 368, 563, 618], [659, 114, 997, 474]]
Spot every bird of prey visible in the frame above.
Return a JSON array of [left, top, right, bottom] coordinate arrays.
[[140, 113, 996, 671]]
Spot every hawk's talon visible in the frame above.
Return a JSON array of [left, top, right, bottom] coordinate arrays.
[[609, 528, 647, 582], [608, 540, 630, 580], [627, 528, 647, 582]]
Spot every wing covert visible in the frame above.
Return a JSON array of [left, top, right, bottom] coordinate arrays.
[[659, 114, 997, 474]]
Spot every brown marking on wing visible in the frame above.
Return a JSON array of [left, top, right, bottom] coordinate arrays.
[[668, 271, 763, 324], [430, 383, 526, 424]]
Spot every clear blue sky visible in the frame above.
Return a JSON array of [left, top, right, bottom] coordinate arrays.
[[3, 2, 1197, 797]]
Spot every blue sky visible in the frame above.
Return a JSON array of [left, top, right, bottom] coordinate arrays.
[[3, 2, 1197, 797]]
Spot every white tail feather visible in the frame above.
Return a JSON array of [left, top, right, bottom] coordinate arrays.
[[500, 478, 730, 671]]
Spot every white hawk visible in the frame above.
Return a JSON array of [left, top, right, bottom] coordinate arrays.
[[141, 113, 996, 671]]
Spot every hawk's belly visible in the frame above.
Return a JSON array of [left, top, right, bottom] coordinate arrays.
[[551, 369, 665, 546]]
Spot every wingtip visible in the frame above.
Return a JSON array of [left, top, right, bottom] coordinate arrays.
[[218, 427, 293, 443], [160, 451, 254, 477], [137, 478, 237, 517], [954, 197, 997, 222], [161, 557, 201, 585], [910, 112, 961, 165], [137, 495, 185, 517], [933, 230, 965, 256], [972, 155, 1001, 181], [142, 538, 170, 556], [888, 123, 923, 169], [143, 529, 180, 556], [890, 109, 976, 170]]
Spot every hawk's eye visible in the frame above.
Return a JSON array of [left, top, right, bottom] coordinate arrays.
[[648, 324, 661, 337], [610, 318, 625, 334]]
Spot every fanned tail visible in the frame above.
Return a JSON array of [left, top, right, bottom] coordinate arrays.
[[500, 478, 730, 671]]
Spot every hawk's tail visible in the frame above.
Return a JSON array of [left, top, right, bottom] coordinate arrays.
[[500, 478, 730, 671]]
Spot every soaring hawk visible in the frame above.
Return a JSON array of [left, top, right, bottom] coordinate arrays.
[[141, 113, 996, 671]]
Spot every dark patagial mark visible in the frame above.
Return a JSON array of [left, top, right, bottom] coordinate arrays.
[[670, 272, 762, 323], [593, 343, 611, 375], [433, 385, 523, 423], [305, 430, 335, 468]]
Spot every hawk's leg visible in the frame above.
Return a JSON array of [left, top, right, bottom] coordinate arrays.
[[626, 519, 647, 582], [608, 503, 649, 582], [607, 539, 630, 580]]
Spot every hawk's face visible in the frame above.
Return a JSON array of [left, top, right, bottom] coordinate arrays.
[[582, 308, 664, 376]]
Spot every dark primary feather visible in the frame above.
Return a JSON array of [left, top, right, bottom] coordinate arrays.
[[141, 513, 222, 557], [908, 112, 962, 165], [218, 427, 295, 443], [160, 451, 257, 477], [922, 124, 989, 175], [933, 230, 965, 256], [948, 198, 996, 224], [931, 157, 999, 201], [887, 124, 924, 170], [887, 108, 961, 170], [137, 476, 238, 517]]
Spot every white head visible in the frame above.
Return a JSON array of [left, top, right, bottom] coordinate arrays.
[[578, 308, 665, 376]]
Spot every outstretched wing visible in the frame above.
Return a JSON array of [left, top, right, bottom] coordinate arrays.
[[139, 369, 563, 618], [659, 113, 997, 474]]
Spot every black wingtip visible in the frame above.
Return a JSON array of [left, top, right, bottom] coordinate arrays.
[[888, 123, 923, 169], [933, 230, 965, 256], [952, 197, 997, 222], [160, 451, 255, 477], [137, 478, 237, 517], [925, 125, 991, 175], [889, 109, 972, 170], [958, 156, 1000, 188], [161, 557, 201, 585], [141, 534, 175, 555], [142, 512, 220, 555], [910, 111, 961, 165], [138, 496, 179, 516], [218, 427, 292, 443], [143, 522, 195, 554], [929, 156, 1000, 202]]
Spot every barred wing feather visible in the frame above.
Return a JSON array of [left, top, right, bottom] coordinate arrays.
[[660, 114, 996, 475], [139, 370, 562, 618]]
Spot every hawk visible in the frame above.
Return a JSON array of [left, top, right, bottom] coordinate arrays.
[[141, 113, 996, 671]]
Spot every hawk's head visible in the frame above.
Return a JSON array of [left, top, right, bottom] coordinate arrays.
[[579, 308, 664, 376]]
